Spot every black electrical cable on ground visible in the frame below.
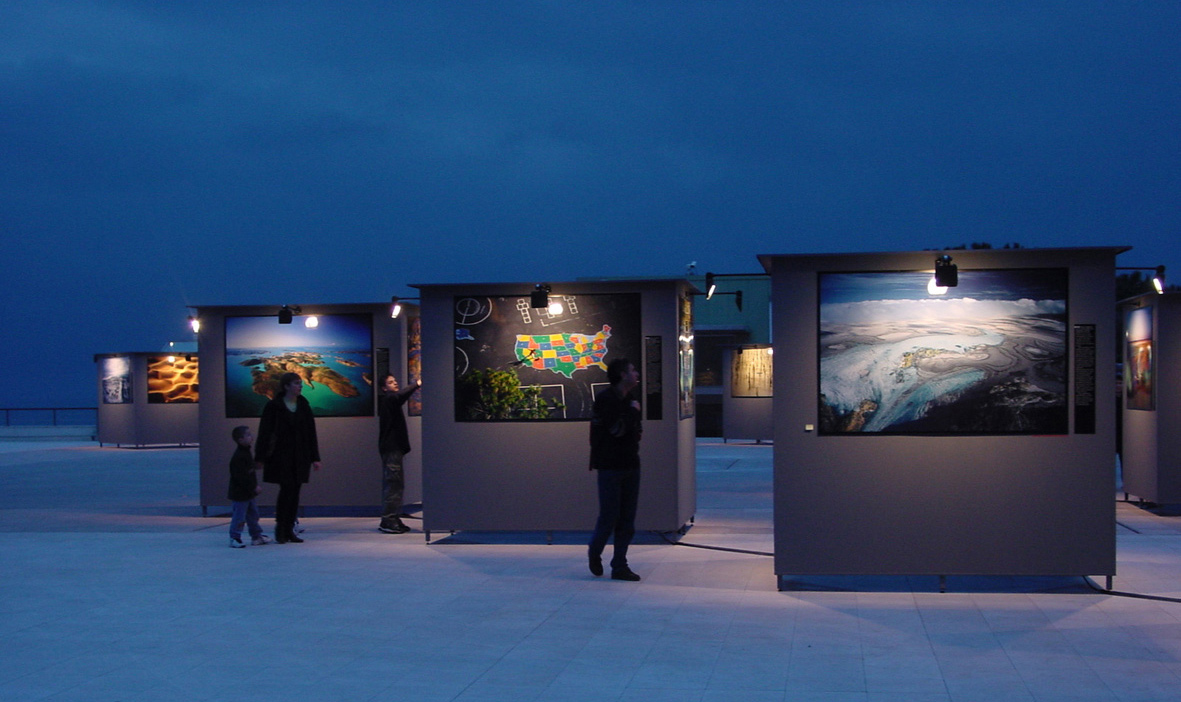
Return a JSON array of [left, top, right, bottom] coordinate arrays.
[[658, 530, 772, 557], [1084, 577, 1181, 604]]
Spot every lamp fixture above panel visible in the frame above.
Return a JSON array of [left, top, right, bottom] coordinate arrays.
[[390, 296, 420, 319], [934, 255, 958, 288], [278, 305, 301, 324], [1117, 265, 1167, 295]]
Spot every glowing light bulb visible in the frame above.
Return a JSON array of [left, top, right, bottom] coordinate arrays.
[[548, 300, 564, 315], [927, 275, 947, 295], [305, 316, 319, 329]]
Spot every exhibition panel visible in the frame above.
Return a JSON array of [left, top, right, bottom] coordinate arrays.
[[94, 352, 199, 447], [722, 345, 773, 442], [1120, 292, 1181, 503], [194, 302, 416, 511], [760, 248, 1123, 583], [414, 279, 697, 535]]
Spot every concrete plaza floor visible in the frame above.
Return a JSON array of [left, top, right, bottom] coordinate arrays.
[[3, 439, 1181, 701]]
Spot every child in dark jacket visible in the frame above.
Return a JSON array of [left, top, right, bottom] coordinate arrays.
[[229, 426, 270, 548]]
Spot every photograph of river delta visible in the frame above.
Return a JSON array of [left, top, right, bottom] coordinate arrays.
[[818, 269, 1069, 435]]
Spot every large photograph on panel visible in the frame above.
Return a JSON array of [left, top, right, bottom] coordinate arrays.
[[818, 269, 1069, 434], [1124, 306, 1153, 410], [454, 293, 641, 420], [678, 295, 694, 418], [407, 315, 423, 417], [101, 357, 132, 404], [731, 347, 773, 398], [147, 356, 199, 403], [224, 314, 374, 418]]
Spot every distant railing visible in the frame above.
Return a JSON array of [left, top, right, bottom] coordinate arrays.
[[1, 408, 98, 426]]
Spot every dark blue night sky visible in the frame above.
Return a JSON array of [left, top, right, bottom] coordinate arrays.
[[821, 269, 1069, 304], [2, 2, 1178, 407]]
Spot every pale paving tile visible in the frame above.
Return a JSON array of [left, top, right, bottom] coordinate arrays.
[[706, 650, 791, 691], [6, 443, 1181, 702]]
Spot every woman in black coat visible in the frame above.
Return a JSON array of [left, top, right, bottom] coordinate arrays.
[[255, 372, 321, 543]]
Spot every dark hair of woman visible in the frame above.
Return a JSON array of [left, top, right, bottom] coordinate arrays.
[[276, 372, 302, 399]]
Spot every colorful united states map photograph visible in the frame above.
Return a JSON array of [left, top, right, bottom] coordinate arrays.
[[454, 293, 641, 420], [515, 326, 611, 378]]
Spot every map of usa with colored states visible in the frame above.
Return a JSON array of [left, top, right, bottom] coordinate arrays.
[[515, 325, 612, 378]]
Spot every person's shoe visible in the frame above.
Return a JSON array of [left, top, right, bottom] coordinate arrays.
[[611, 567, 641, 582], [380, 519, 412, 534], [292, 520, 305, 534], [589, 554, 604, 577], [251, 535, 272, 546], [229, 537, 245, 549], [274, 531, 289, 544], [286, 533, 304, 543]]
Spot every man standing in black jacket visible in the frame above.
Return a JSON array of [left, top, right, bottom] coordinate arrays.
[[378, 374, 420, 534], [587, 357, 643, 581]]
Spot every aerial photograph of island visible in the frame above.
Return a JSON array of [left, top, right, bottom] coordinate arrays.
[[224, 314, 373, 418], [818, 269, 1069, 435]]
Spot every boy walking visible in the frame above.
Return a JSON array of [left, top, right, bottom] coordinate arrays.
[[229, 426, 270, 548]]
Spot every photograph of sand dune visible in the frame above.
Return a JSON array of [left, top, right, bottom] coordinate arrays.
[[146, 356, 198, 403]]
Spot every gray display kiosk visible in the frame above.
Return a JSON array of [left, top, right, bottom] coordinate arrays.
[[95, 352, 199, 447], [414, 279, 696, 539], [722, 345, 773, 443], [1120, 291, 1181, 504], [761, 248, 1121, 587], [195, 302, 419, 514]]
